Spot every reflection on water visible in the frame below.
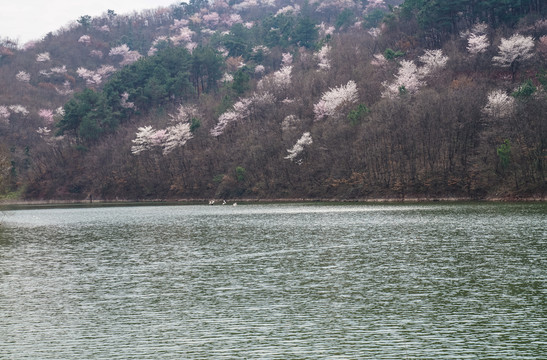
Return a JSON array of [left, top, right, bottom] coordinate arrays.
[[0, 203, 545, 358]]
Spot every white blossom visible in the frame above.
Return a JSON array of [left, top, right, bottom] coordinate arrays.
[[276, 5, 300, 16], [316, 45, 331, 70], [131, 126, 156, 155], [255, 65, 265, 74], [50, 65, 67, 74], [36, 52, 50, 62], [492, 34, 535, 68], [0, 106, 10, 120], [162, 123, 193, 155], [120, 92, 135, 109], [257, 65, 292, 91], [467, 33, 489, 55], [482, 89, 515, 118], [285, 132, 313, 162], [314, 80, 359, 121], [16, 71, 31, 83], [418, 49, 449, 75], [55, 81, 73, 96], [36, 127, 51, 136], [9, 105, 29, 116], [281, 52, 293, 66], [109, 44, 142, 66], [78, 35, 91, 44], [382, 60, 424, 98]]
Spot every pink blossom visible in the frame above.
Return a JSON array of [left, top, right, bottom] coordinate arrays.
[[203, 12, 220, 26], [38, 109, 54, 124]]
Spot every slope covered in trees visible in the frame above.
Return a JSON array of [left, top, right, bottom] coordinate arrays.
[[0, 0, 545, 201]]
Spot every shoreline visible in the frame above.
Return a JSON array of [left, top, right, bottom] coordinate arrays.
[[1, 195, 545, 207]]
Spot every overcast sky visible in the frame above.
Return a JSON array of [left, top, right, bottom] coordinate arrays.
[[0, 0, 181, 44]]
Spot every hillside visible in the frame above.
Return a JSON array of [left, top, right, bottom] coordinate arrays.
[[0, 0, 545, 201]]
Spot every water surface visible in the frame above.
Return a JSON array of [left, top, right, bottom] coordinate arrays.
[[1, 203, 545, 358]]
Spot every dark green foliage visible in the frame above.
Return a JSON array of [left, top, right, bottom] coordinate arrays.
[[336, 9, 354, 29], [190, 117, 201, 133], [497, 139, 512, 170], [223, 24, 253, 57], [512, 79, 536, 99], [292, 16, 318, 49], [384, 48, 404, 60], [235, 166, 246, 182], [363, 9, 387, 28], [191, 46, 224, 96], [347, 104, 369, 125], [232, 68, 251, 95], [58, 46, 194, 142]]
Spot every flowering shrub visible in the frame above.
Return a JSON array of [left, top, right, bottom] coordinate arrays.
[[131, 126, 156, 155], [314, 80, 359, 121]]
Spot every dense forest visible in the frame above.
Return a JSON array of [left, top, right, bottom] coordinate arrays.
[[0, 0, 545, 201]]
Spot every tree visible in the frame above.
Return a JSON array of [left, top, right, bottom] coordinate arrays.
[[492, 34, 535, 81], [292, 16, 318, 49]]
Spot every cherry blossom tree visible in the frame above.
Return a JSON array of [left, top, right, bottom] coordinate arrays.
[[418, 49, 449, 75], [120, 92, 135, 109], [382, 60, 424, 98], [314, 80, 359, 121], [36, 52, 50, 62], [9, 105, 29, 116], [316, 45, 331, 70], [467, 33, 489, 55], [109, 44, 142, 66], [492, 34, 535, 81], [482, 89, 515, 118], [0, 106, 9, 123], [162, 123, 194, 155], [78, 35, 91, 45], [131, 126, 156, 155], [38, 109, 54, 124], [285, 132, 313, 163], [16, 71, 31, 83]]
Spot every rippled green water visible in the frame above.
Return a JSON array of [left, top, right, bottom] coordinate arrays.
[[0, 203, 545, 359]]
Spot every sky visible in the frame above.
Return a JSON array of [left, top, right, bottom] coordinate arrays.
[[0, 0, 181, 45]]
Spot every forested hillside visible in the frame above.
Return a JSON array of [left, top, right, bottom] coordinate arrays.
[[0, 0, 545, 201]]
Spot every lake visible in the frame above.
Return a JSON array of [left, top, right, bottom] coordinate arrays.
[[0, 202, 545, 359]]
